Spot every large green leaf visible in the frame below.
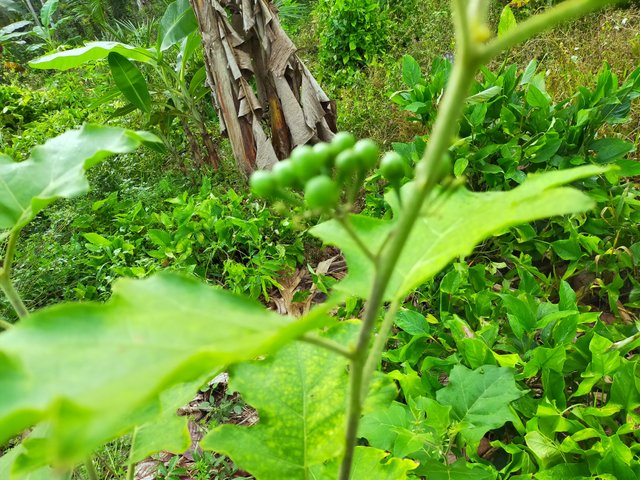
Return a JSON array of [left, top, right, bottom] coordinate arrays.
[[436, 365, 524, 445], [0, 273, 328, 470], [0, 125, 160, 233], [201, 324, 356, 479], [311, 165, 605, 301], [108, 52, 151, 113], [39, 0, 58, 26], [159, 0, 198, 51], [29, 42, 155, 70]]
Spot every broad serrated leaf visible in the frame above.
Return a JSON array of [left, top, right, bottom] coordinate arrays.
[[0, 273, 327, 468], [311, 166, 605, 300], [29, 42, 155, 70], [108, 52, 151, 113], [159, 0, 198, 51], [201, 324, 357, 479], [436, 365, 524, 445], [0, 125, 161, 233]]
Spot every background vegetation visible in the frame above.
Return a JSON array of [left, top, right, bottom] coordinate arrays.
[[1, 0, 639, 478]]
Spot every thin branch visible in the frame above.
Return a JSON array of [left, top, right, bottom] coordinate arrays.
[[337, 216, 377, 264], [300, 334, 354, 359], [361, 299, 401, 399], [126, 429, 138, 480], [0, 229, 28, 319], [479, 0, 623, 62]]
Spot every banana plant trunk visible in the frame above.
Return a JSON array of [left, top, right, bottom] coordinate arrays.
[[189, 0, 336, 175]]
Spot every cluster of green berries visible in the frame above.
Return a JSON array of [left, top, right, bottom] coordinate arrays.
[[250, 132, 407, 211]]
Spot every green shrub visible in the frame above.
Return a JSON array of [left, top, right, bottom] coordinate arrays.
[[317, 0, 390, 73]]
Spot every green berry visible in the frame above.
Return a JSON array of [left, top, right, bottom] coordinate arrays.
[[335, 149, 359, 177], [272, 160, 297, 188], [313, 142, 335, 167], [250, 171, 278, 199], [290, 145, 321, 182], [304, 175, 340, 210], [353, 138, 380, 170], [331, 131, 356, 155], [380, 152, 406, 183]]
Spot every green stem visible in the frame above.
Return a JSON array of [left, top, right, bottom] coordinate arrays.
[[362, 299, 401, 396], [84, 458, 98, 480], [480, 0, 622, 62], [337, 216, 376, 264], [0, 229, 28, 319], [337, 1, 618, 478], [301, 334, 355, 359], [339, 7, 479, 480], [126, 429, 138, 480], [0, 316, 13, 330]]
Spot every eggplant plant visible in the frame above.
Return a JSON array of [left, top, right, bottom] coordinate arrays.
[[29, 0, 219, 169], [0, 0, 632, 479]]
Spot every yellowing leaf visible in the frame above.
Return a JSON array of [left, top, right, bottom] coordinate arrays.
[[202, 324, 357, 479]]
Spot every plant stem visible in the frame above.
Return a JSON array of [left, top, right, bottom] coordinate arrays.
[[126, 429, 138, 480], [301, 334, 355, 359], [337, 216, 376, 263], [0, 229, 28, 319], [480, 0, 622, 62], [0, 316, 13, 330], [362, 299, 401, 393], [338, 0, 619, 477], [339, 6, 479, 479], [84, 458, 98, 480]]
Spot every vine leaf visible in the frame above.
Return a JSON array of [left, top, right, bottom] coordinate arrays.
[[29, 42, 155, 70], [0, 273, 328, 471], [311, 165, 606, 300], [202, 324, 356, 479], [0, 125, 161, 234], [436, 365, 524, 445]]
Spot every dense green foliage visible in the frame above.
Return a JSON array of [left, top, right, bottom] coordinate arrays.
[[0, 0, 639, 479]]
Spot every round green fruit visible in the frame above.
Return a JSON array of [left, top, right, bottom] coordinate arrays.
[[353, 138, 380, 170], [250, 171, 278, 199], [313, 142, 335, 167], [335, 149, 359, 177], [304, 175, 340, 210], [290, 145, 321, 182], [380, 152, 406, 183], [331, 131, 356, 155], [272, 160, 297, 188]]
